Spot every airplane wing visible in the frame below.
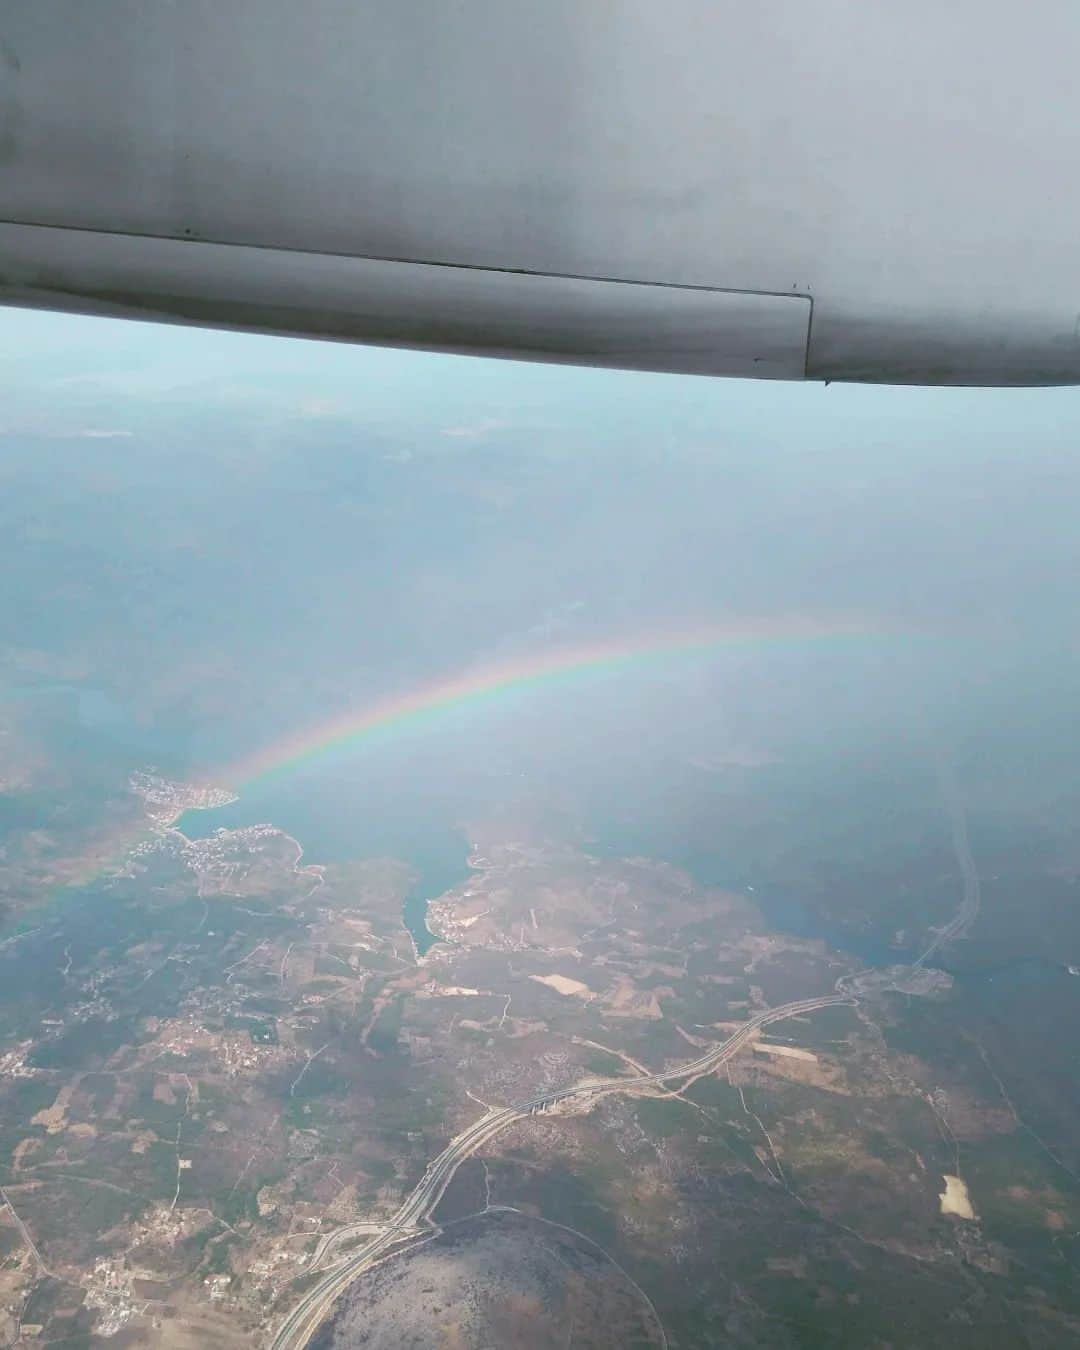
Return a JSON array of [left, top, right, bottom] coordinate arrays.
[[1, 2, 1078, 385]]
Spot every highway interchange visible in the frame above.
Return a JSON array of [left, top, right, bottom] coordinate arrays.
[[269, 993, 854, 1350]]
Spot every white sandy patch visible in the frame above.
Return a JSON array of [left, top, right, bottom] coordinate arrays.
[[31, 1086, 73, 1135], [530, 973, 593, 998], [940, 1174, 977, 1219], [753, 1042, 819, 1062]]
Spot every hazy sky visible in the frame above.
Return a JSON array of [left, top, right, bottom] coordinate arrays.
[[4, 303, 1080, 786], [6, 303, 1080, 455]]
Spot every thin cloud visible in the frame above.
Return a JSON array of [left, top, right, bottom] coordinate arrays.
[[441, 417, 507, 440], [298, 397, 341, 419]]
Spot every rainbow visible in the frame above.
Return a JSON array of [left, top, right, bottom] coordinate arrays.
[[227, 614, 890, 790], [0, 613, 894, 937]]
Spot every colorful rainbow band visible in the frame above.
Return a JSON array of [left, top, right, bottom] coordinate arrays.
[[228, 614, 888, 789]]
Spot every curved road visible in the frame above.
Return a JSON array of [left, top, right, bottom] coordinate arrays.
[[916, 751, 980, 966], [269, 993, 853, 1350]]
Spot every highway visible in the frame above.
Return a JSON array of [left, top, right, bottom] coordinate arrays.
[[269, 993, 853, 1350]]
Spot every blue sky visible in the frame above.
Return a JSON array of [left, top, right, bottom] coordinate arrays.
[[5, 304, 1080, 464]]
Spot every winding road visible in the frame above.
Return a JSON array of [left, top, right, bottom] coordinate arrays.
[[916, 751, 980, 966], [269, 993, 853, 1350]]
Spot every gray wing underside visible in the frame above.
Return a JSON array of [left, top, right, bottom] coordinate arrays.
[[2, 2, 1078, 385]]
